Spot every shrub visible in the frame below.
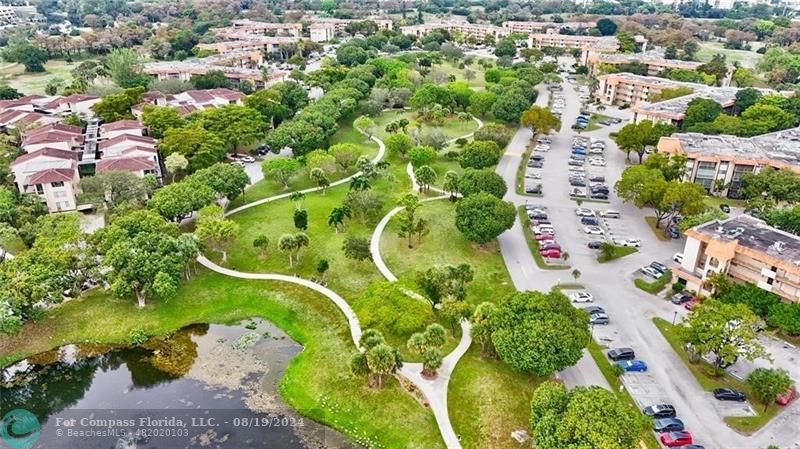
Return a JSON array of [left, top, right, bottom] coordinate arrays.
[[353, 281, 435, 337], [128, 329, 148, 344]]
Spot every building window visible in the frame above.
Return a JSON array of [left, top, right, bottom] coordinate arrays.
[[694, 161, 716, 191], [35, 184, 44, 194], [51, 181, 64, 187]]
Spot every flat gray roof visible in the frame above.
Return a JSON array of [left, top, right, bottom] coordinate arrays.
[[695, 215, 800, 265], [671, 127, 800, 167]]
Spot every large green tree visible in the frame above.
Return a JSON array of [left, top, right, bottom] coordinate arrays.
[[490, 290, 590, 375], [459, 140, 501, 169], [159, 126, 227, 172], [141, 105, 185, 139], [200, 105, 264, 155], [458, 168, 507, 199], [519, 105, 561, 135], [455, 192, 515, 244], [529, 381, 649, 449], [747, 368, 792, 412]]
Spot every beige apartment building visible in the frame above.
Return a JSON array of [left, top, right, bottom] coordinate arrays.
[[586, 51, 703, 77], [595, 73, 693, 107], [501, 20, 596, 34], [674, 215, 800, 303], [400, 22, 509, 41], [227, 19, 303, 37], [310, 17, 393, 42], [657, 127, 800, 198]]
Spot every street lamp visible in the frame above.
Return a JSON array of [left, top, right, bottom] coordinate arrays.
[[672, 311, 678, 325]]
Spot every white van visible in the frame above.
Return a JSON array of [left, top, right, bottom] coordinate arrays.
[[600, 210, 620, 219]]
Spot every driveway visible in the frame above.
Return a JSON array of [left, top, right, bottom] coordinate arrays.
[[494, 62, 800, 448]]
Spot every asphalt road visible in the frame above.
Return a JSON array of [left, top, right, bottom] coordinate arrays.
[[494, 65, 800, 449]]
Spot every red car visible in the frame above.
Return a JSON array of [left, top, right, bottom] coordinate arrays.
[[539, 243, 561, 251], [660, 431, 692, 447], [535, 232, 555, 240], [539, 249, 562, 259], [684, 299, 701, 310], [776, 386, 797, 406]]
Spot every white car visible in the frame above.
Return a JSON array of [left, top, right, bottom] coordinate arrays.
[[589, 147, 604, 154], [569, 166, 585, 173], [525, 172, 541, 180], [239, 155, 256, 163], [575, 208, 595, 217], [619, 238, 641, 247], [641, 266, 661, 279], [589, 159, 606, 167], [673, 253, 684, 264], [230, 160, 245, 167], [569, 292, 594, 303], [584, 226, 604, 235], [570, 187, 586, 197]]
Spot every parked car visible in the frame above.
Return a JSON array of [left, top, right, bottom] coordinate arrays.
[[776, 386, 797, 405], [239, 155, 256, 163], [535, 232, 555, 241], [620, 238, 641, 247], [667, 226, 681, 239], [526, 184, 543, 194], [641, 266, 662, 279], [230, 160, 245, 167], [673, 253, 684, 264], [660, 431, 693, 447], [713, 388, 746, 402], [575, 208, 595, 217], [583, 305, 605, 315], [540, 243, 561, 252], [568, 159, 584, 166], [591, 192, 609, 200], [654, 418, 685, 433], [599, 209, 619, 218], [530, 154, 544, 161], [719, 204, 731, 213], [607, 347, 635, 361], [643, 404, 676, 419], [590, 313, 610, 325], [650, 261, 668, 274], [590, 176, 606, 183], [540, 249, 562, 259], [528, 160, 543, 168], [569, 178, 586, 187], [684, 298, 701, 310], [671, 292, 694, 305], [256, 145, 270, 156], [581, 217, 599, 226], [569, 292, 594, 303], [584, 226, 604, 235], [617, 360, 647, 372], [570, 187, 586, 197], [525, 172, 541, 180], [588, 240, 604, 249]]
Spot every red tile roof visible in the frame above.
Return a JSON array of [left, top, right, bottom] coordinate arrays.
[[22, 130, 84, 147], [98, 134, 155, 150], [96, 157, 155, 172], [27, 168, 75, 185], [0, 109, 26, 123], [184, 90, 215, 103], [11, 148, 78, 166], [27, 123, 83, 136], [119, 146, 157, 155], [99, 120, 143, 133]]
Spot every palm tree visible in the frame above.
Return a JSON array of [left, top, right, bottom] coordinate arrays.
[[328, 206, 351, 233], [366, 343, 402, 389], [289, 191, 305, 210], [279, 234, 296, 266], [293, 232, 309, 262], [350, 175, 371, 191]]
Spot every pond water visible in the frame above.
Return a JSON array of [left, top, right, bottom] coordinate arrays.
[[0, 320, 355, 449]]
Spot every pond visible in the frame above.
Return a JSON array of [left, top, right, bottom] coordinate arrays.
[[0, 320, 355, 449]]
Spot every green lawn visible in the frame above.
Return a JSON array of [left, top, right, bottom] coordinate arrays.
[[434, 60, 487, 90], [644, 216, 671, 242], [597, 245, 638, 263], [373, 110, 479, 143], [448, 347, 543, 449], [0, 271, 446, 448], [653, 318, 783, 434], [517, 207, 569, 270], [634, 271, 673, 295], [696, 42, 762, 69], [0, 59, 92, 95], [586, 340, 661, 449], [585, 112, 612, 132], [703, 195, 745, 211], [381, 199, 516, 305]]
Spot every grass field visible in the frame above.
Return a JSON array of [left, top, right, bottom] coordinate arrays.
[[597, 245, 638, 263], [653, 318, 783, 434], [448, 347, 543, 449], [634, 271, 673, 295], [434, 60, 487, 90], [645, 216, 671, 242], [696, 42, 762, 69], [0, 60, 88, 95]]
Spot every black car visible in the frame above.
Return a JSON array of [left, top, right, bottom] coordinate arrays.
[[591, 192, 609, 200], [588, 240, 603, 249], [256, 144, 270, 156], [720, 204, 731, 213], [666, 226, 680, 239], [642, 404, 676, 419], [570, 178, 586, 187], [583, 305, 605, 315], [713, 388, 746, 402], [530, 154, 544, 161], [589, 176, 605, 182], [607, 347, 635, 361], [654, 418, 684, 433], [528, 160, 543, 168]]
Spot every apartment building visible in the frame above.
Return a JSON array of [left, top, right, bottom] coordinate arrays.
[[227, 19, 302, 37], [196, 36, 301, 55], [310, 17, 393, 42], [657, 127, 800, 198], [501, 20, 596, 34], [674, 215, 800, 302], [401, 22, 509, 41], [10, 119, 162, 213], [527, 31, 644, 64], [143, 51, 287, 90], [586, 50, 703, 77], [131, 88, 245, 118], [595, 72, 697, 107]]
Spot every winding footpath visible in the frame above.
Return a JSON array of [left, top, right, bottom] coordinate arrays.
[[200, 117, 484, 449]]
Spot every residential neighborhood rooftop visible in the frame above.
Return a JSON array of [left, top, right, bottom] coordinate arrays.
[[664, 127, 800, 167], [694, 214, 800, 265]]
